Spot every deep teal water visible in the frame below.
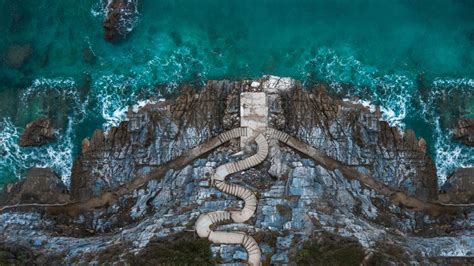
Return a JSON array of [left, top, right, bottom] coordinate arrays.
[[0, 0, 473, 189]]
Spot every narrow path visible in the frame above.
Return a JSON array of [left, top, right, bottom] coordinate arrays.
[[1, 127, 471, 266], [266, 128, 474, 215], [195, 128, 268, 266], [1, 127, 471, 216]]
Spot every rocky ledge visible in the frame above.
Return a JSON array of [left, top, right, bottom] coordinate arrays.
[[0, 168, 69, 205], [454, 118, 474, 146], [18, 118, 55, 147], [0, 76, 472, 265]]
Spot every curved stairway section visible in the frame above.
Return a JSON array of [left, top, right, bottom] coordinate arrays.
[[195, 128, 268, 266]]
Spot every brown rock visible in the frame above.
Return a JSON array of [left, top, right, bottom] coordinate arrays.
[[5, 43, 32, 69], [453, 118, 474, 146], [439, 168, 474, 204], [103, 0, 137, 42], [19, 118, 55, 147], [0, 168, 69, 205]]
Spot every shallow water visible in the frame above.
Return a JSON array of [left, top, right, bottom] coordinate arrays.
[[0, 0, 473, 188]]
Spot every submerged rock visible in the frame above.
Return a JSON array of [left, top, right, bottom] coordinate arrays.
[[19, 118, 55, 147], [4, 43, 32, 69], [103, 0, 139, 42], [453, 118, 474, 146], [0, 168, 68, 205], [82, 47, 96, 65]]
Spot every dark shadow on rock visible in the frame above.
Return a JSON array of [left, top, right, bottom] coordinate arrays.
[[0, 168, 69, 205]]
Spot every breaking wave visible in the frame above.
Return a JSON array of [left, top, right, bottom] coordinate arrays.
[[302, 48, 473, 183], [301, 48, 415, 129], [0, 117, 75, 186]]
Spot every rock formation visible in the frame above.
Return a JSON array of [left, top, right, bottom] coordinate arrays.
[[18, 118, 55, 147], [0, 76, 472, 264], [439, 168, 474, 204], [453, 118, 474, 146], [103, 0, 138, 42], [0, 168, 68, 205]]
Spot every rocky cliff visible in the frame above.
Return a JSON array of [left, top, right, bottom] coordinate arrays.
[[0, 76, 472, 265]]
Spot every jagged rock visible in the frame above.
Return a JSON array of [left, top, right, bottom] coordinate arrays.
[[275, 84, 437, 200], [2, 77, 471, 265], [439, 168, 474, 204], [0, 168, 69, 205], [5, 43, 32, 68], [453, 118, 474, 146], [18, 118, 55, 147], [71, 83, 239, 200], [103, 0, 138, 42]]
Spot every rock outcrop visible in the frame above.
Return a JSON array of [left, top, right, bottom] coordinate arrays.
[[0, 168, 68, 205], [71, 83, 239, 200], [439, 168, 474, 204], [453, 118, 474, 146], [103, 0, 139, 42], [1, 76, 472, 265], [18, 118, 55, 147]]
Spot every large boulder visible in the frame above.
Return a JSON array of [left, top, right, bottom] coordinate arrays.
[[0, 168, 69, 205], [19, 118, 55, 147], [439, 168, 474, 204], [453, 118, 474, 146], [103, 0, 138, 42], [4, 43, 32, 69]]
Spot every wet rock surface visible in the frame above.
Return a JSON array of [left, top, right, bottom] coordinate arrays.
[[103, 0, 139, 42], [0, 76, 472, 264], [18, 118, 55, 147], [453, 118, 474, 146]]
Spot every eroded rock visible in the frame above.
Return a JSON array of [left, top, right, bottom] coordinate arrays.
[[103, 0, 139, 42], [1, 76, 471, 265], [453, 118, 474, 146], [439, 168, 474, 204], [0, 168, 69, 205], [19, 118, 55, 147]]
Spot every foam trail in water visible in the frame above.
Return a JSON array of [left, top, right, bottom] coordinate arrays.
[[21, 78, 88, 124], [0, 118, 75, 186], [302, 48, 473, 183], [425, 78, 474, 183], [301, 48, 414, 129]]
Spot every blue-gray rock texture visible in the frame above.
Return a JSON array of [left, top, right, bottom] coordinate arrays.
[[0, 76, 472, 265]]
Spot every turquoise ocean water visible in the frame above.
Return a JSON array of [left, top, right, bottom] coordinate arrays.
[[0, 0, 473, 189]]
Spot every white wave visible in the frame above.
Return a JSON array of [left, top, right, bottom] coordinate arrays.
[[144, 47, 208, 91], [21, 78, 88, 124], [302, 49, 474, 183], [426, 80, 474, 183], [0, 117, 75, 186], [93, 75, 137, 130], [434, 134, 472, 184], [90, 0, 108, 18], [432, 78, 474, 88], [301, 48, 414, 129]]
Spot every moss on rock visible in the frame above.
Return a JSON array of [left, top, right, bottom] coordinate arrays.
[[127, 233, 215, 265], [293, 233, 366, 266]]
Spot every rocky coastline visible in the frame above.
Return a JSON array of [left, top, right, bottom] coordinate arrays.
[[0, 76, 472, 265]]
